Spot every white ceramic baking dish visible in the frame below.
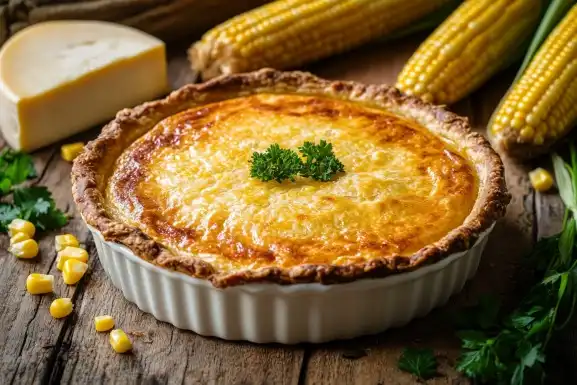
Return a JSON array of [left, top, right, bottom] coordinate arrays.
[[89, 224, 492, 344]]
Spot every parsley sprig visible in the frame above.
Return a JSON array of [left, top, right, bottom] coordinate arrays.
[[398, 348, 438, 380], [298, 140, 345, 182], [249, 140, 344, 183], [0, 149, 67, 232], [455, 143, 577, 385], [249, 144, 303, 183]]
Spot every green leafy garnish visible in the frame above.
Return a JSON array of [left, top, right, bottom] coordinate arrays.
[[250, 144, 303, 183], [398, 348, 438, 380], [0, 149, 36, 194], [298, 140, 345, 182], [249, 141, 344, 183], [455, 142, 577, 385], [0, 149, 67, 232], [12, 186, 67, 231]]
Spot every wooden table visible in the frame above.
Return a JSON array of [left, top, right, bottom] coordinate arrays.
[[0, 36, 572, 385]]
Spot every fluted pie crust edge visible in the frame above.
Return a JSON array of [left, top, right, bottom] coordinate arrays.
[[71, 69, 510, 288]]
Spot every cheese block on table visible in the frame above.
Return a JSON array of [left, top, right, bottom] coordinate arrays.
[[0, 21, 168, 152]]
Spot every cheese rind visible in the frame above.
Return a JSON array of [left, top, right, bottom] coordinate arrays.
[[0, 21, 168, 152]]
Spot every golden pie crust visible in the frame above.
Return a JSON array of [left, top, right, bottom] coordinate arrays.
[[72, 69, 510, 288]]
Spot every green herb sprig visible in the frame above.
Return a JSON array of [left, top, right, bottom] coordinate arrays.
[[0, 149, 67, 232], [249, 140, 344, 183], [398, 347, 438, 380], [455, 143, 577, 385]]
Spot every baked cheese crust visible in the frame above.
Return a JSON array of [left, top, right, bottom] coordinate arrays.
[[106, 93, 477, 273]]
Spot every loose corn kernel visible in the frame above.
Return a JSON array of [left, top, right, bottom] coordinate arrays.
[[57, 246, 88, 270], [49, 298, 73, 319], [26, 274, 54, 294], [61, 142, 84, 162], [9, 239, 39, 259], [55, 234, 79, 252], [10, 232, 30, 245], [8, 218, 35, 237], [529, 168, 554, 192], [94, 315, 115, 332], [109, 329, 132, 353], [62, 259, 88, 285]]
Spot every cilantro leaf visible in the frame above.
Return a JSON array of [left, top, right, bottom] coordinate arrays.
[[298, 140, 344, 182], [397, 348, 437, 380], [12, 187, 68, 231], [250, 144, 303, 183], [0, 150, 66, 234], [0, 203, 21, 231], [0, 148, 36, 191]]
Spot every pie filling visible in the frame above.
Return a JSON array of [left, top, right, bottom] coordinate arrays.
[[105, 93, 477, 273]]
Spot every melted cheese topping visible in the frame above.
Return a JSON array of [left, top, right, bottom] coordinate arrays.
[[106, 94, 477, 273]]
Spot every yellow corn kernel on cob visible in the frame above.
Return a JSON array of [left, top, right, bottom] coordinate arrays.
[[50, 298, 73, 319], [61, 142, 84, 162], [109, 329, 132, 353], [55, 234, 79, 252], [489, 4, 577, 158], [26, 273, 54, 294], [10, 232, 30, 245], [8, 218, 35, 237], [396, 0, 542, 105], [57, 246, 88, 270], [529, 168, 554, 192], [190, 0, 453, 80], [62, 259, 88, 285], [94, 315, 115, 332], [9, 239, 39, 259]]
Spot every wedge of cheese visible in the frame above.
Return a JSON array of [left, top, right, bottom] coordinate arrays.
[[0, 21, 169, 152]]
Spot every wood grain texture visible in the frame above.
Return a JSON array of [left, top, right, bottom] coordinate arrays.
[[0, 37, 565, 385]]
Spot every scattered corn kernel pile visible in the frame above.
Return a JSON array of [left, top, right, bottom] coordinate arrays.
[[8, 219, 130, 353]]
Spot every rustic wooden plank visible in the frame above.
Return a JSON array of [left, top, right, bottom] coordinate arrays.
[[303, 45, 536, 384], [0, 147, 88, 385]]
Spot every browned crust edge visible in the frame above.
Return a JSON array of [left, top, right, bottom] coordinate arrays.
[[71, 68, 511, 288]]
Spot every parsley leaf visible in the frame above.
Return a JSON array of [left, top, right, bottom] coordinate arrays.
[[398, 348, 438, 380], [250, 144, 303, 183], [298, 140, 344, 182], [454, 144, 577, 385]]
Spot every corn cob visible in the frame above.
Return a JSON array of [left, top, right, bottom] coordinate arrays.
[[189, 0, 454, 80], [396, 0, 542, 105], [489, 4, 577, 158]]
